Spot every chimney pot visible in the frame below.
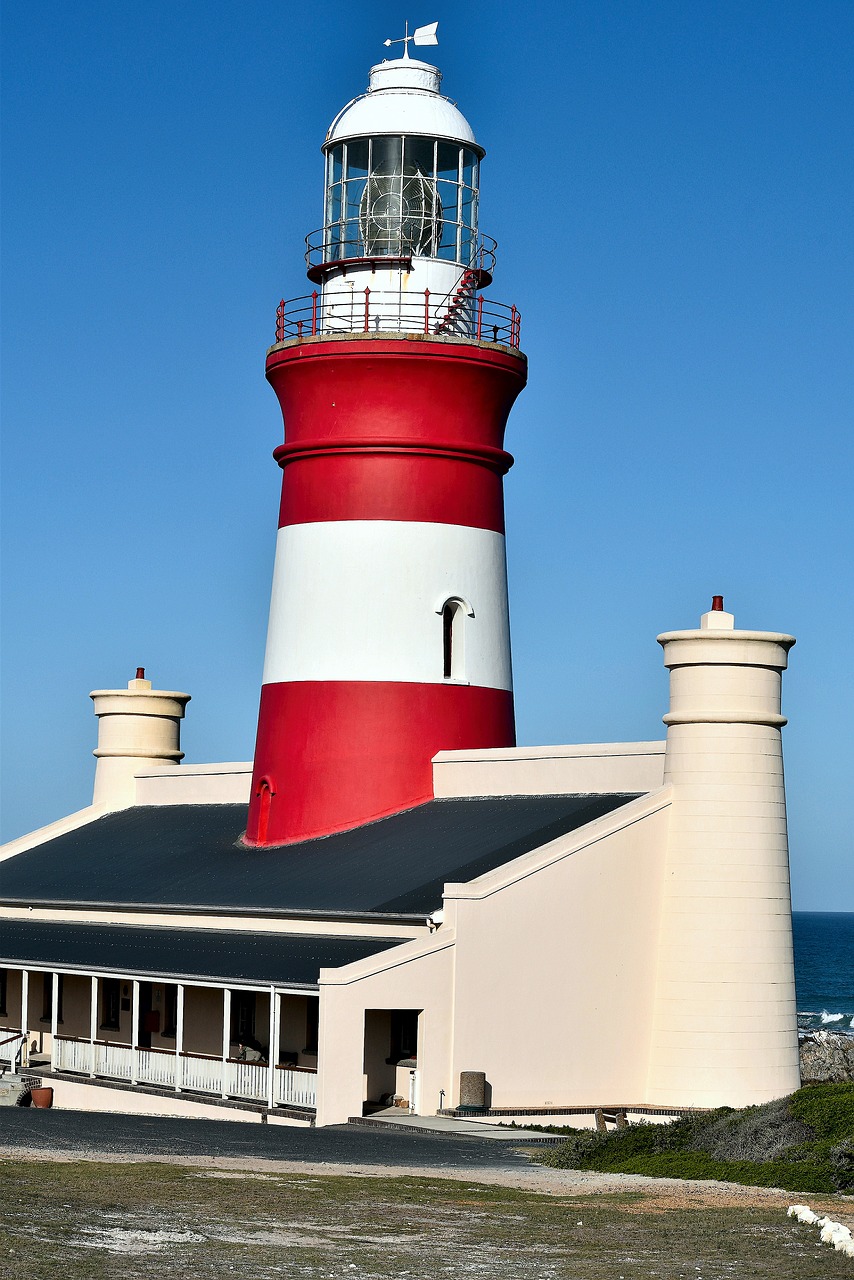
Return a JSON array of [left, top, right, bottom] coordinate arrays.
[[711, 596, 724, 612], [136, 667, 145, 680]]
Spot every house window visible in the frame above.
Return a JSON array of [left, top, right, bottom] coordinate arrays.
[[230, 991, 256, 1044], [388, 1010, 419, 1065], [162, 985, 178, 1039], [0, 969, 7, 1017], [304, 997, 319, 1055], [41, 974, 63, 1024], [100, 978, 121, 1031]]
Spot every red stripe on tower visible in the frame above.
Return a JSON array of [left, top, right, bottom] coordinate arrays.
[[245, 50, 527, 846]]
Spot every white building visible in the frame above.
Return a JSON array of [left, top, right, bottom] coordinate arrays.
[[0, 41, 800, 1128]]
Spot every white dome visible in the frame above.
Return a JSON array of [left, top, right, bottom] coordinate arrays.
[[325, 57, 481, 153]]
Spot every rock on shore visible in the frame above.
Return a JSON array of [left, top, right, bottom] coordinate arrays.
[[800, 1031, 854, 1083]]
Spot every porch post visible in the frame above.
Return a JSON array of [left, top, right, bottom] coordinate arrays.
[[89, 975, 98, 1076], [174, 983, 184, 1092], [266, 986, 279, 1111], [20, 970, 29, 1068], [50, 972, 59, 1066], [131, 978, 140, 1084], [221, 988, 231, 1099]]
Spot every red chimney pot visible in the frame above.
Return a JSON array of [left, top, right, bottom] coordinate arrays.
[[136, 667, 145, 680], [711, 596, 724, 612]]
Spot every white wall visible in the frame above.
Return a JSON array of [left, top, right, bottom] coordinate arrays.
[[262, 521, 512, 690], [433, 742, 666, 797]]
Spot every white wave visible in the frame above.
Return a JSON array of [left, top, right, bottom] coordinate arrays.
[[820, 1010, 844, 1024]]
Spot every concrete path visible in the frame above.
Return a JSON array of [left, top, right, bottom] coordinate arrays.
[[351, 1111, 561, 1142]]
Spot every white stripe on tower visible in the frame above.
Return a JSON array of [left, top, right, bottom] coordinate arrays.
[[261, 520, 512, 690]]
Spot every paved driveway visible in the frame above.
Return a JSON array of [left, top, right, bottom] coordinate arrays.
[[0, 1108, 532, 1170]]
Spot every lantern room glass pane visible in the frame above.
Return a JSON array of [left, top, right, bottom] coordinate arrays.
[[345, 138, 369, 180], [404, 136, 435, 180], [462, 148, 478, 189], [437, 141, 460, 181], [330, 145, 343, 184], [371, 136, 403, 176]]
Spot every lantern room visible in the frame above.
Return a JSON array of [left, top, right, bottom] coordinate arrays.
[[291, 54, 513, 341]]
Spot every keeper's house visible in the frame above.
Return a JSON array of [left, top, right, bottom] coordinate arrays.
[[0, 41, 801, 1127]]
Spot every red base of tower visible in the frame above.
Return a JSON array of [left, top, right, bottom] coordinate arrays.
[[245, 680, 515, 846]]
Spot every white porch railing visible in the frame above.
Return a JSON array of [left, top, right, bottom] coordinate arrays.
[[225, 1060, 268, 1101], [53, 1036, 317, 1109], [137, 1047, 177, 1087], [276, 1064, 317, 1109], [54, 1036, 95, 1074]]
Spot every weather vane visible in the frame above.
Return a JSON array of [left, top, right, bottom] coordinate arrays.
[[383, 20, 439, 58]]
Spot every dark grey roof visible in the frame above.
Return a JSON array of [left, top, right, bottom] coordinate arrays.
[[0, 919, 403, 987], [0, 795, 639, 918]]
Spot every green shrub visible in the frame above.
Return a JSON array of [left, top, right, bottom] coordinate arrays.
[[539, 1084, 854, 1193], [789, 1083, 854, 1142]]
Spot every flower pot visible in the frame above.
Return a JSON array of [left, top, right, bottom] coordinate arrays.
[[29, 1087, 54, 1108]]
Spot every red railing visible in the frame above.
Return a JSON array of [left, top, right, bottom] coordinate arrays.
[[274, 288, 521, 348]]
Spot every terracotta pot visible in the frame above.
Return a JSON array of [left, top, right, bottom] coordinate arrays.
[[29, 1087, 54, 1109]]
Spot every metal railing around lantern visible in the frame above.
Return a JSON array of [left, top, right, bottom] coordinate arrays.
[[274, 289, 522, 348], [304, 226, 498, 283]]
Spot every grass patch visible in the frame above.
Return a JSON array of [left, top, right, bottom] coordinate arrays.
[[1, 1158, 851, 1278], [540, 1084, 854, 1193]]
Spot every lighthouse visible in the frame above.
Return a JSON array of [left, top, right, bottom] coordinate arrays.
[[246, 33, 527, 846]]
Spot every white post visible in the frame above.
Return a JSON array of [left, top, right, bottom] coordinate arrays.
[[175, 984, 184, 1092], [20, 970, 29, 1068], [221, 988, 231, 1099], [50, 972, 59, 1064], [131, 979, 140, 1084], [89, 976, 98, 1076], [266, 987, 279, 1111]]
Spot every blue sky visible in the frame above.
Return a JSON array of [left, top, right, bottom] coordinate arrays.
[[2, 1, 852, 909]]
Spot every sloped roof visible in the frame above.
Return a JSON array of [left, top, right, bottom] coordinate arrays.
[[0, 795, 639, 919], [0, 919, 400, 988]]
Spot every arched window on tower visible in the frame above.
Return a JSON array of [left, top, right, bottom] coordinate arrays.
[[440, 597, 473, 681]]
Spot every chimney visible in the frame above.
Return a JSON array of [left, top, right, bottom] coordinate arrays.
[[646, 601, 799, 1108], [90, 671, 191, 808]]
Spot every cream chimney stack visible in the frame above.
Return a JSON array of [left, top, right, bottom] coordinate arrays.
[[90, 670, 191, 809], [646, 600, 800, 1107]]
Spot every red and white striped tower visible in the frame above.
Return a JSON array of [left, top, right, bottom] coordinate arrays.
[[246, 36, 527, 846]]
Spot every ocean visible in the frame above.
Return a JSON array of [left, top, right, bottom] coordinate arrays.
[[793, 911, 854, 1037]]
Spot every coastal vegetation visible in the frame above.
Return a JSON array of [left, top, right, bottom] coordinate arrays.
[[538, 1083, 854, 1193]]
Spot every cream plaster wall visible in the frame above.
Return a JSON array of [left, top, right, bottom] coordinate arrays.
[[447, 794, 671, 1108], [280, 994, 318, 1067], [316, 937, 454, 1127], [133, 763, 252, 806], [432, 742, 666, 797], [61, 974, 94, 1040], [0, 969, 23, 1029], [48, 1076, 281, 1121], [184, 986, 225, 1058]]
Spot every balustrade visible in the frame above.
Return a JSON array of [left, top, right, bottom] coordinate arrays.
[[51, 1036, 317, 1110]]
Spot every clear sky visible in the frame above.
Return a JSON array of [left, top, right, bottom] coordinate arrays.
[[2, 1, 852, 909]]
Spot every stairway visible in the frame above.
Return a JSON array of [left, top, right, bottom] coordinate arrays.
[[434, 269, 478, 335]]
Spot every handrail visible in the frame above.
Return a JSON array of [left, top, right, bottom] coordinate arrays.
[[0, 1031, 25, 1049], [274, 288, 521, 348], [305, 225, 497, 278]]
